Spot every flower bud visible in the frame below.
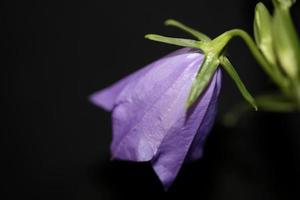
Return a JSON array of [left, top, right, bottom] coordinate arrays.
[[272, 1, 300, 79], [254, 2, 276, 66]]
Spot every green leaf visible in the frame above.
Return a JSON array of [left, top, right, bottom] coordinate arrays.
[[187, 55, 219, 108], [272, 7, 300, 79], [253, 3, 276, 66], [164, 19, 211, 42], [220, 56, 257, 110], [145, 34, 206, 51]]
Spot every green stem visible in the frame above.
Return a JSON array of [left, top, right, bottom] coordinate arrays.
[[222, 93, 298, 126], [211, 29, 289, 93], [255, 94, 298, 112]]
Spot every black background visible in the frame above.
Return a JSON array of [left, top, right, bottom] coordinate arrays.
[[2, 0, 300, 199]]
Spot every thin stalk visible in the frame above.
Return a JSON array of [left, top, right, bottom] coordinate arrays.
[[211, 29, 289, 94]]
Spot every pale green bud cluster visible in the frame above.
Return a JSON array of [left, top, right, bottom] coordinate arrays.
[[254, 0, 300, 107]]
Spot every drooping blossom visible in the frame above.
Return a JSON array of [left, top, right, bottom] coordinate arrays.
[[90, 48, 222, 189]]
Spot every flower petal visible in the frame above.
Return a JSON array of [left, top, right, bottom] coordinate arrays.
[[89, 48, 194, 111], [89, 66, 150, 111], [185, 68, 222, 162], [151, 68, 221, 189], [111, 49, 204, 161]]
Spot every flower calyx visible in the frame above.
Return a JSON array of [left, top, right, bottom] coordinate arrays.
[[145, 19, 257, 110]]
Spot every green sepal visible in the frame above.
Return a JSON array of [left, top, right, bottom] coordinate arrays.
[[164, 19, 211, 42], [272, 7, 300, 79], [187, 55, 219, 108], [220, 56, 257, 110], [145, 34, 207, 52], [253, 3, 276, 66]]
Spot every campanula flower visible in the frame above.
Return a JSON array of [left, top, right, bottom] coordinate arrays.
[[90, 48, 222, 189], [90, 18, 259, 189]]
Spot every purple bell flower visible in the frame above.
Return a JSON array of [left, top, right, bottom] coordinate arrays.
[[90, 48, 222, 189]]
